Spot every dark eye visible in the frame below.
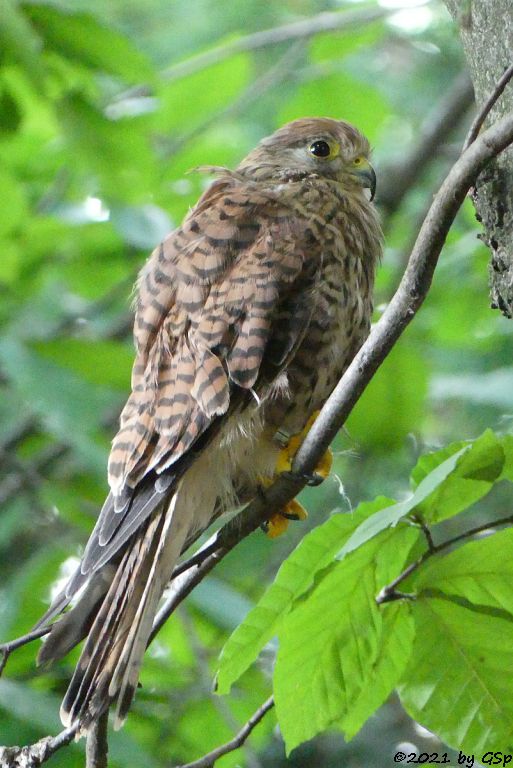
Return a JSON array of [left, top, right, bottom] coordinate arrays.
[[309, 140, 331, 158]]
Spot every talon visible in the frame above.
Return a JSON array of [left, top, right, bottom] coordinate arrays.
[[260, 411, 331, 540], [275, 410, 333, 484], [265, 500, 308, 539]]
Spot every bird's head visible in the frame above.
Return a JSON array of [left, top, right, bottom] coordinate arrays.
[[237, 117, 376, 200]]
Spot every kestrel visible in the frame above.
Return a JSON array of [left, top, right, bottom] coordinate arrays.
[[35, 117, 382, 731]]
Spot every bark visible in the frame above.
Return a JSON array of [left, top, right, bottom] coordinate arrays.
[[445, 0, 513, 317]]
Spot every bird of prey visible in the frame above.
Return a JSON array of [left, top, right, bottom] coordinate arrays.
[[35, 117, 382, 732]]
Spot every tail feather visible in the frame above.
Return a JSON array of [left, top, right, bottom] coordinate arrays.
[[58, 491, 188, 730], [61, 540, 141, 727], [37, 564, 116, 667], [111, 495, 179, 728]]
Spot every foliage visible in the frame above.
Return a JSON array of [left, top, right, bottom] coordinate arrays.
[[218, 430, 513, 754], [0, 0, 512, 766]]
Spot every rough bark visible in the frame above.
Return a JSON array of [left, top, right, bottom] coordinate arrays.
[[445, 0, 513, 317]]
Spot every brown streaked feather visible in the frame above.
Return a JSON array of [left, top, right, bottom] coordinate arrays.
[[108, 179, 311, 497]]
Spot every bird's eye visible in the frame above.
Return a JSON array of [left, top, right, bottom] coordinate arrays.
[[309, 140, 332, 158]]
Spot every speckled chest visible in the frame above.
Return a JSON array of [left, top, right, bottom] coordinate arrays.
[[268, 183, 379, 433]]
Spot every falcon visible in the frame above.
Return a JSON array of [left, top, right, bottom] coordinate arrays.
[[35, 117, 382, 731]]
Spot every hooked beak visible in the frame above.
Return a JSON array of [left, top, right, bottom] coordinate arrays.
[[353, 159, 376, 201]]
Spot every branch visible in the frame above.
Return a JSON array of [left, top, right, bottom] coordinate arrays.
[[85, 712, 109, 768], [175, 696, 274, 768], [162, 7, 388, 83], [377, 512, 513, 604], [463, 62, 513, 151], [165, 41, 305, 158], [0, 626, 50, 677], [379, 69, 474, 217], [0, 724, 79, 768]]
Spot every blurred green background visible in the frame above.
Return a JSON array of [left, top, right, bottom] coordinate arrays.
[[0, 0, 511, 765]]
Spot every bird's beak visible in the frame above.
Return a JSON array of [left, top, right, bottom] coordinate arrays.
[[353, 159, 376, 201]]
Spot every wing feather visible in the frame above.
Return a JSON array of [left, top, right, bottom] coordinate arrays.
[[95, 173, 318, 577]]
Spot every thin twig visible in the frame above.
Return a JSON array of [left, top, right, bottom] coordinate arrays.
[[85, 711, 109, 768], [175, 696, 274, 768], [0, 626, 50, 677], [171, 539, 223, 579], [463, 62, 513, 151], [412, 514, 436, 553], [179, 608, 261, 768], [377, 512, 513, 604], [165, 41, 305, 159], [162, 7, 388, 83]]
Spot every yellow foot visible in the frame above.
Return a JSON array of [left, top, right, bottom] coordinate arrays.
[[264, 500, 308, 539], [275, 410, 333, 485], [260, 410, 332, 539]]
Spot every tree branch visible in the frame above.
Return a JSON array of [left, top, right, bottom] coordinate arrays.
[[85, 712, 109, 768], [377, 512, 513, 605], [162, 7, 388, 83], [175, 696, 274, 768], [0, 724, 79, 768], [463, 62, 513, 151], [0, 626, 50, 677]]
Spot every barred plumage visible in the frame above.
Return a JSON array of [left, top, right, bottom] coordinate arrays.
[[35, 117, 382, 731]]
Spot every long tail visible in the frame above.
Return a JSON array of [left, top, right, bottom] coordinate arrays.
[[37, 493, 188, 731]]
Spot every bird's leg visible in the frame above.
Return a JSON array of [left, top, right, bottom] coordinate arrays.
[[275, 410, 333, 486], [262, 411, 333, 539]]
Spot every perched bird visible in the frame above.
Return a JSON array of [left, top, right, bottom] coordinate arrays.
[[35, 117, 382, 731]]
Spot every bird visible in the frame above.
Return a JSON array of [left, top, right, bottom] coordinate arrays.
[[34, 117, 382, 733]]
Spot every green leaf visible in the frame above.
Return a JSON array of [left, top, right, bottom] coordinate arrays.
[[0, 338, 115, 475], [59, 93, 156, 201], [156, 53, 250, 133], [275, 553, 381, 754], [340, 601, 414, 740], [500, 434, 513, 482], [399, 597, 513, 755], [31, 338, 133, 391], [414, 429, 505, 523], [274, 525, 418, 754], [338, 448, 469, 558], [412, 527, 513, 617], [0, 0, 44, 85], [23, 3, 153, 82], [215, 497, 396, 695], [410, 439, 468, 489]]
